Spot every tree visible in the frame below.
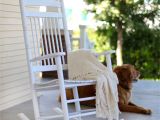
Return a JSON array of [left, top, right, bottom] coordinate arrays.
[[85, 0, 159, 66]]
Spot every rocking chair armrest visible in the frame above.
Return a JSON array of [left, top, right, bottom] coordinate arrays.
[[30, 52, 65, 62], [94, 50, 116, 57], [94, 50, 115, 72]]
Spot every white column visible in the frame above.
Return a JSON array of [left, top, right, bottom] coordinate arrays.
[[79, 25, 87, 49]]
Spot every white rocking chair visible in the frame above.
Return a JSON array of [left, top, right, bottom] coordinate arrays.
[[19, 0, 115, 120]]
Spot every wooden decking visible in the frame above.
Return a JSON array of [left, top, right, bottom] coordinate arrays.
[[0, 80, 160, 120]]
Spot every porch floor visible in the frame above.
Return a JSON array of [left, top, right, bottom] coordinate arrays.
[[0, 80, 160, 120]]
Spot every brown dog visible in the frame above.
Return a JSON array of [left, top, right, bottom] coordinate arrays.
[[65, 64, 152, 114], [114, 64, 152, 115]]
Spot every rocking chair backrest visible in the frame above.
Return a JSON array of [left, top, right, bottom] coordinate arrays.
[[20, 0, 71, 73]]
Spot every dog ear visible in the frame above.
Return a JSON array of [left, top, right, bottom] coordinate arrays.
[[113, 66, 124, 81], [113, 66, 121, 73], [114, 66, 132, 82]]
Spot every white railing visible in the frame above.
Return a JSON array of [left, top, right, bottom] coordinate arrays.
[[71, 25, 94, 50]]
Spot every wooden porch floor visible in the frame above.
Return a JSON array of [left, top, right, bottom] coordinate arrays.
[[0, 80, 160, 120]]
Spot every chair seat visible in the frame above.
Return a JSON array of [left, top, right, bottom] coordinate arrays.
[[34, 79, 59, 91], [65, 80, 96, 88], [34, 79, 96, 91]]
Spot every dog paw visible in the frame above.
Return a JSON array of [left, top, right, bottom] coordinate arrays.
[[145, 109, 152, 115]]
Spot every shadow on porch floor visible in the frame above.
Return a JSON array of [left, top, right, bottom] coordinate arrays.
[[0, 80, 160, 120]]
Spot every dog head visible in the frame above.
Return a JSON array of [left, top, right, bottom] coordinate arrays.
[[113, 64, 140, 90]]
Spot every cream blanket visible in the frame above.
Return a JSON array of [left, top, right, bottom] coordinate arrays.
[[67, 49, 119, 120]]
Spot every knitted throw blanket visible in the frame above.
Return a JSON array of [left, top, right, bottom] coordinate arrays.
[[67, 49, 119, 120]]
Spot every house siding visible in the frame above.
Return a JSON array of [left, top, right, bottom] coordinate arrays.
[[0, 0, 32, 111]]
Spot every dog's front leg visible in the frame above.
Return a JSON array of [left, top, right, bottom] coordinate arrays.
[[128, 102, 138, 106], [118, 103, 152, 115], [129, 101, 152, 114]]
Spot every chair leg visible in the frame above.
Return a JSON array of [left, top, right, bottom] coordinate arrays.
[[73, 87, 81, 120], [32, 91, 41, 120], [55, 56, 70, 120], [60, 88, 70, 120]]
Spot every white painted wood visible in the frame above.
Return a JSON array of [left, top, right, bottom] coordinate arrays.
[[72, 87, 81, 120], [0, 43, 25, 52], [1, 67, 28, 77], [0, 10, 20, 16], [0, 84, 30, 98], [0, 73, 29, 84], [61, 0, 71, 52], [0, 50, 26, 58], [0, 88, 30, 105], [67, 96, 96, 103], [30, 52, 65, 62], [0, 61, 27, 71], [25, 11, 62, 18], [79, 25, 87, 49], [0, 31, 23, 38], [0, 37, 24, 45], [55, 56, 69, 120], [19, 0, 114, 120], [65, 81, 96, 88], [32, 64, 67, 72], [79, 25, 94, 49], [23, 0, 61, 7], [0, 0, 32, 111], [0, 25, 36, 32], [0, 78, 29, 91], [0, 54, 26, 64], [20, 0, 42, 118], [95, 50, 116, 72], [0, 18, 22, 24], [40, 115, 63, 119], [19, 0, 80, 119], [0, 94, 31, 111], [0, 4, 20, 12], [0, 0, 20, 5]]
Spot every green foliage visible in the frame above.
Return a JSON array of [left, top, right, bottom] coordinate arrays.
[[123, 26, 160, 79], [85, 0, 160, 79], [87, 27, 111, 52]]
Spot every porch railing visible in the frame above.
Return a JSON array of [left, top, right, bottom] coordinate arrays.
[[71, 25, 94, 50]]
